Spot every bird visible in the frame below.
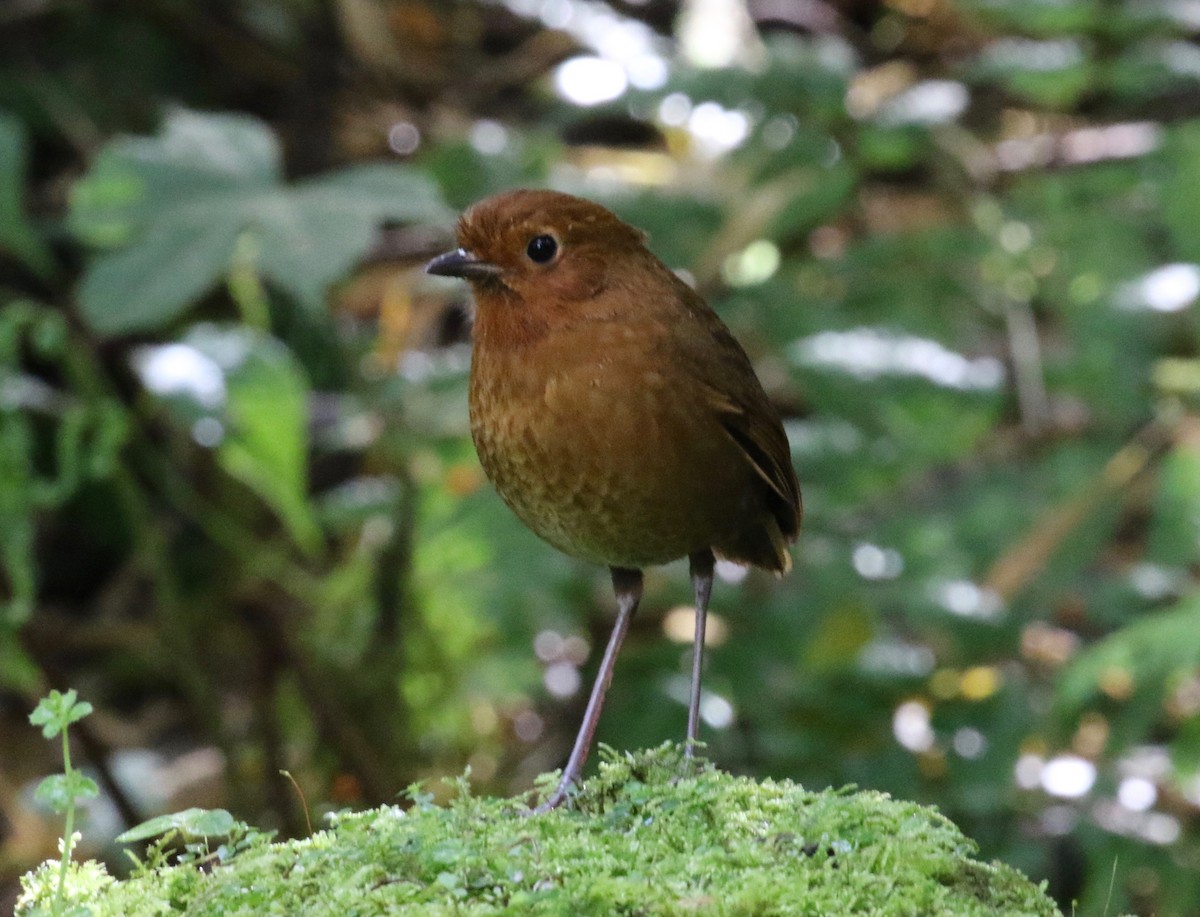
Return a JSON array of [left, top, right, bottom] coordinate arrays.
[[425, 189, 800, 810]]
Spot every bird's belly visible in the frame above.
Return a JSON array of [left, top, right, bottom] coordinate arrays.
[[469, 359, 750, 569]]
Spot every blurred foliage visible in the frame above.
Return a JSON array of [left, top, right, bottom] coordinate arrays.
[[3, 0, 1200, 914]]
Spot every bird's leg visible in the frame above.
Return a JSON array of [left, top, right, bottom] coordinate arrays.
[[536, 567, 643, 812], [685, 549, 715, 760]]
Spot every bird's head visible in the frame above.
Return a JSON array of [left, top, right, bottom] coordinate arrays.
[[425, 189, 647, 309]]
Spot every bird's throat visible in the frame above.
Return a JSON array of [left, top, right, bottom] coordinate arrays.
[[472, 297, 552, 353]]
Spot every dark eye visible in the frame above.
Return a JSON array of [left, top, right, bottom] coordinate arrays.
[[526, 234, 558, 264]]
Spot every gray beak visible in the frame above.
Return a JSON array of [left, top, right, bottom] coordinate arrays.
[[424, 248, 502, 280]]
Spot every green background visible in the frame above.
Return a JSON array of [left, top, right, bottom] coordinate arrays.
[[4, 1, 1200, 913]]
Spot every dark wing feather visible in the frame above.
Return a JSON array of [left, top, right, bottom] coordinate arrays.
[[666, 280, 802, 562], [718, 400, 801, 537]]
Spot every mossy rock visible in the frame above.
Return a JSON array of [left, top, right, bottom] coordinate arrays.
[[19, 744, 1060, 916]]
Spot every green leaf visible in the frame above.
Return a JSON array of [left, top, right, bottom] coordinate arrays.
[[1147, 442, 1200, 566], [254, 164, 449, 308], [34, 774, 73, 812], [968, 38, 1094, 108], [34, 772, 99, 814], [1162, 122, 1200, 265], [29, 689, 94, 739], [958, 0, 1095, 35], [1057, 595, 1200, 715], [768, 163, 856, 237], [205, 328, 319, 553], [77, 212, 242, 334], [70, 109, 282, 246], [71, 109, 450, 334], [117, 807, 239, 844], [0, 637, 38, 692], [855, 126, 929, 173], [138, 324, 320, 552], [0, 111, 55, 278]]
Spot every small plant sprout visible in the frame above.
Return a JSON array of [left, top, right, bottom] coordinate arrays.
[[118, 807, 262, 870], [28, 689, 99, 917]]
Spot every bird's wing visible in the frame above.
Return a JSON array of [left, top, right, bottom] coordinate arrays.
[[666, 288, 802, 543]]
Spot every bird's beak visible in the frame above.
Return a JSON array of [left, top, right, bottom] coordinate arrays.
[[425, 248, 502, 280]]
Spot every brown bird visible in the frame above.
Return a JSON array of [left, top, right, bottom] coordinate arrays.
[[426, 189, 800, 810]]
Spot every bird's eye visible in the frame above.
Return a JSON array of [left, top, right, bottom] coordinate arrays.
[[526, 234, 558, 264]]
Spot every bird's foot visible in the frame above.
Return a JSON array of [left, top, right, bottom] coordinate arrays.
[[669, 740, 707, 786], [530, 775, 575, 814]]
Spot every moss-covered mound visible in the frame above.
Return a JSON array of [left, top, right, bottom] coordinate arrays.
[[19, 745, 1059, 916]]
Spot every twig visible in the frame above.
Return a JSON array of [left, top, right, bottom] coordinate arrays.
[[983, 419, 1175, 602]]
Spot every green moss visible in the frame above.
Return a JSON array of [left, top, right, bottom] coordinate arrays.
[[18, 745, 1060, 916]]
